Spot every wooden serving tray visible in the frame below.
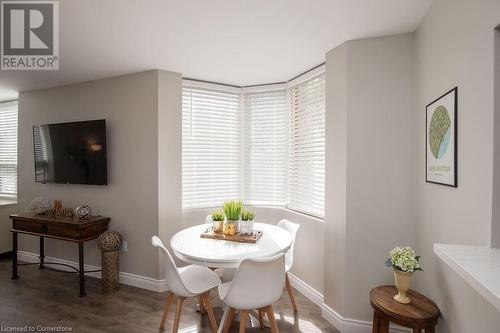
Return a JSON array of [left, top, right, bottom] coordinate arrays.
[[200, 229, 263, 243]]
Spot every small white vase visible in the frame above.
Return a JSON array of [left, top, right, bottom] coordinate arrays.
[[393, 268, 412, 304], [239, 219, 254, 235]]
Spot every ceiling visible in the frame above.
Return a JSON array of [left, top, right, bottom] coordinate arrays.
[[0, 0, 434, 99]]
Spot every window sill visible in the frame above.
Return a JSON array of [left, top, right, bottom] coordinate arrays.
[[182, 205, 325, 223], [0, 197, 17, 207], [283, 207, 324, 223], [434, 243, 500, 312]]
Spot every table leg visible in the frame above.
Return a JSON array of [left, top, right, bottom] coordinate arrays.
[[39, 236, 45, 269], [11, 232, 18, 280], [78, 242, 86, 297], [372, 312, 379, 333], [378, 318, 389, 333]]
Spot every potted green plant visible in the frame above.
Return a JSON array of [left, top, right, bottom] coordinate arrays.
[[385, 246, 422, 304], [211, 210, 225, 233], [240, 209, 255, 235], [223, 200, 242, 235]]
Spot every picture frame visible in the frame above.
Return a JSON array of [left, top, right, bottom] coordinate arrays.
[[426, 87, 457, 187]]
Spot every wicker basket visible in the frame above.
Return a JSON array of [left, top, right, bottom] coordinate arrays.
[[97, 231, 122, 295]]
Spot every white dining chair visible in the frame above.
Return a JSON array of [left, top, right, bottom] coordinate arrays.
[[151, 236, 220, 333], [218, 254, 286, 333], [277, 219, 300, 313]]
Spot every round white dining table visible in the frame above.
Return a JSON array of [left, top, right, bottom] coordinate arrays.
[[170, 222, 293, 268]]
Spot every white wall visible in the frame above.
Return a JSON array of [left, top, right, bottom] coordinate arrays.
[[18, 70, 182, 279], [157, 70, 183, 278], [0, 204, 17, 254], [325, 33, 416, 321], [325, 42, 347, 314], [415, 0, 500, 331], [492, 27, 500, 248]]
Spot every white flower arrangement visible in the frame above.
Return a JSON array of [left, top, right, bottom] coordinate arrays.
[[385, 246, 422, 273]]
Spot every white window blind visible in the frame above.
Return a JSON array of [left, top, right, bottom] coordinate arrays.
[[244, 89, 287, 205], [287, 74, 325, 217], [182, 86, 241, 209], [0, 100, 18, 197]]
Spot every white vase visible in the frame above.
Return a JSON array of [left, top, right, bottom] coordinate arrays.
[[239, 220, 254, 235], [393, 268, 412, 304]]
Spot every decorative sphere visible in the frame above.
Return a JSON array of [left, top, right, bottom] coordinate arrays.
[[97, 231, 122, 251], [75, 205, 92, 218]]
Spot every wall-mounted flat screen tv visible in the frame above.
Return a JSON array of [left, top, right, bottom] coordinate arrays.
[[33, 119, 107, 185]]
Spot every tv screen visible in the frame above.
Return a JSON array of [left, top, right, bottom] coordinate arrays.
[[33, 119, 107, 185]]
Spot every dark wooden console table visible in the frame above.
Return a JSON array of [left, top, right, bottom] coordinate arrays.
[[10, 213, 110, 297]]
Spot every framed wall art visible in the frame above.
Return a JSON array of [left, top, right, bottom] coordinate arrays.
[[426, 87, 457, 187]]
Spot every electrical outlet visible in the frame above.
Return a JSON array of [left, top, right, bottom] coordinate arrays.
[[122, 240, 128, 252]]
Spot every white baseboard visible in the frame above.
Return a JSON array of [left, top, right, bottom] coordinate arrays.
[[321, 302, 411, 333], [17, 251, 168, 292], [321, 302, 345, 331], [288, 272, 323, 307], [288, 272, 410, 333]]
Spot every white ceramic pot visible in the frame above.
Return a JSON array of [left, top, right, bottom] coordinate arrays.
[[239, 220, 254, 235], [393, 268, 412, 304]]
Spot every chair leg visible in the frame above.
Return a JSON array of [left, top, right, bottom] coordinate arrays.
[[239, 310, 249, 333], [258, 310, 265, 329], [160, 293, 175, 329], [201, 292, 218, 333], [223, 307, 236, 333], [172, 297, 185, 333], [198, 295, 206, 314], [265, 305, 279, 333], [285, 274, 298, 313]]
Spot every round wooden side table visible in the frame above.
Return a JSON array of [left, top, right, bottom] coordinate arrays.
[[370, 286, 440, 333]]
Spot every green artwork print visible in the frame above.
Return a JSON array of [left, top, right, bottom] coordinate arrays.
[[428, 105, 451, 159]]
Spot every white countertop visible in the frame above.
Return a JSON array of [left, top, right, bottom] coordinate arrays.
[[434, 243, 500, 312]]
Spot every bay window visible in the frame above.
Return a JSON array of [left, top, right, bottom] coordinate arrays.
[[182, 68, 325, 218]]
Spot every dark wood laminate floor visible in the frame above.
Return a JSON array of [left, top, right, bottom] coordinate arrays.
[[0, 258, 338, 333]]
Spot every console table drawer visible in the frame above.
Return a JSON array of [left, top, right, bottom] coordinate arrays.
[[10, 213, 110, 242], [13, 220, 79, 239]]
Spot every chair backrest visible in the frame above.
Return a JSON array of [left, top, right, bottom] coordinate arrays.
[[222, 254, 286, 310], [151, 236, 190, 296], [278, 219, 300, 270]]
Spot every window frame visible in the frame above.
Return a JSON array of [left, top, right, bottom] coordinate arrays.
[[0, 99, 18, 199]]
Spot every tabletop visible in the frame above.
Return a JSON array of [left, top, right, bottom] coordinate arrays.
[[370, 286, 440, 325], [10, 213, 110, 226], [171, 222, 293, 268]]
